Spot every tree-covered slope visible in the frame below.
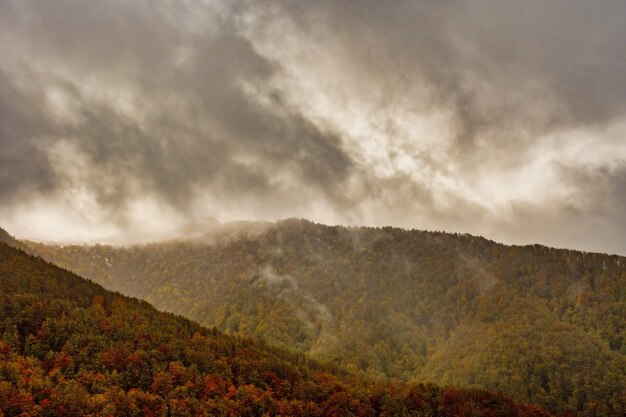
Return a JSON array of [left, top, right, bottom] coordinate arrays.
[[0, 242, 553, 416], [23, 220, 626, 416]]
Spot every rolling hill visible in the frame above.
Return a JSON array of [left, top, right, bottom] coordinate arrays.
[[19, 220, 626, 416]]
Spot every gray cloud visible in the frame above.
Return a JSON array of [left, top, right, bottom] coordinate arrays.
[[262, 0, 626, 139], [0, 0, 625, 253], [0, 0, 353, 226]]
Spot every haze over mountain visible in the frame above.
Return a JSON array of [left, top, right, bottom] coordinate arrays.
[[1, 0, 626, 254], [21, 220, 626, 417]]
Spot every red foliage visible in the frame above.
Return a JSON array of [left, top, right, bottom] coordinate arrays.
[[0, 341, 11, 357], [202, 373, 234, 398]]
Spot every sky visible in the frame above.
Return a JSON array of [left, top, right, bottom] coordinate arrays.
[[1, 0, 625, 254]]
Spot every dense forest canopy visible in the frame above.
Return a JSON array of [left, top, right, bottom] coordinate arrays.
[[19, 220, 626, 416], [0, 241, 553, 416]]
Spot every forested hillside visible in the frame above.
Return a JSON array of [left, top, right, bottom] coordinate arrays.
[[0, 241, 554, 416], [22, 220, 626, 416]]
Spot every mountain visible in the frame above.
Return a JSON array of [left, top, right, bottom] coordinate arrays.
[[0, 242, 552, 416], [22, 219, 626, 416]]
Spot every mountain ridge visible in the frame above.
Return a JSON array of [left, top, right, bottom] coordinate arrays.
[[21, 219, 626, 416], [11, 218, 626, 257]]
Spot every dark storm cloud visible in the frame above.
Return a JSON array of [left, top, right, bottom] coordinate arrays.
[[0, 69, 55, 202], [0, 0, 353, 224], [0, 0, 625, 253], [264, 0, 626, 143]]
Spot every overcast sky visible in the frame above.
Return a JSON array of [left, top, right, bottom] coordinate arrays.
[[1, 0, 625, 254]]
